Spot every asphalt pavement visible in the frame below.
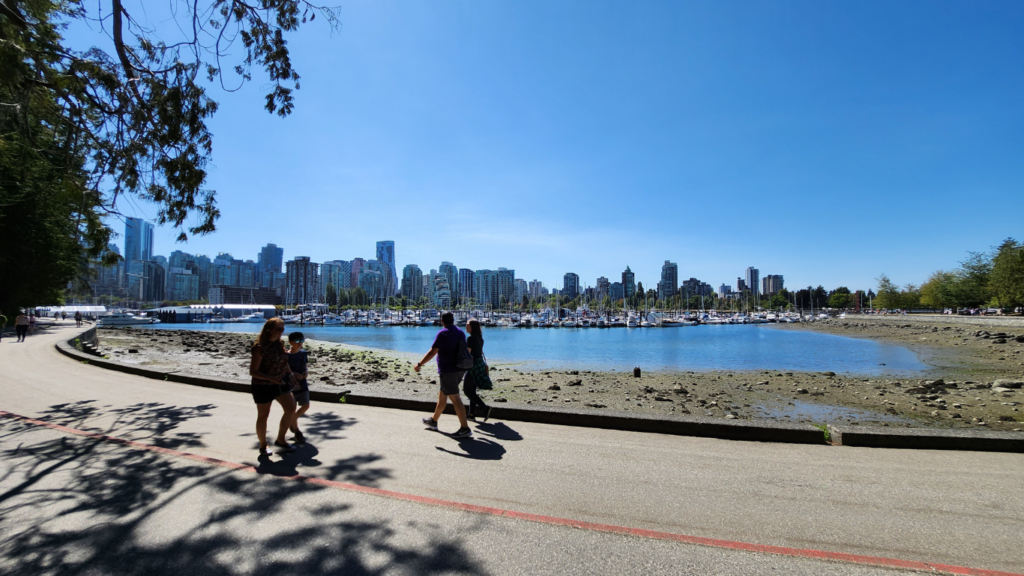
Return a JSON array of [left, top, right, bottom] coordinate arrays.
[[0, 322, 1021, 575]]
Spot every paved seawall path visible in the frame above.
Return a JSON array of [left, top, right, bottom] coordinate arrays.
[[1, 322, 1023, 575]]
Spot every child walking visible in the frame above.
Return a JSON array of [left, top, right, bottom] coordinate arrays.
[[287, 332, 311, 443]]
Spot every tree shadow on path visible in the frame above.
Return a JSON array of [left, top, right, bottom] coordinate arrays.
[[0, 401, 485, 576]]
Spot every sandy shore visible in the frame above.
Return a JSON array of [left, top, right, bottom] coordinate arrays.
[[96, 319, 1024, 431]]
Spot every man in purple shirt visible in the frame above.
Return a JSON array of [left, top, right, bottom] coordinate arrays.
[[414, 312, 472, 438]]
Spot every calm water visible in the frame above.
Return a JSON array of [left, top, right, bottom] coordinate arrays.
[[136, 324, 928, 375]]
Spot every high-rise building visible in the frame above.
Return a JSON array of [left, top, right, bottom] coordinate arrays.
[[423, 271, 434, 304], [528, 280, 544, 299], [170, 271, 200, 301], [718, 284, 732, 298], [496, 268, 515, 307], [285, 257, 320, 305], [376, 241, 397, 298], [474, 270, 498, 308], [458, 268, 475, 302], [359, 269, 384, 303], [321, 261, 349, 299], [622, 266, 636, 299], [439, 262, 459, 306], [433, 273, 451, 308], [610, 282, 624, 301], [257, 243, 283, 287], [596, 277, 610, 299], [401, 264, 423, 301], [658, 261, 678, 301], [737, 277, 747, 292], [681, 277, 713, 297], [563, 272, 580, 299], [514, 279, 528, 303], [350, 258, 366, 289], [745, 267, 760, 298], [124, 218, 154, 283], [762, 274, 784, 296]]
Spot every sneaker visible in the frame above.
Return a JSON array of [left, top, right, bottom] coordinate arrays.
[[451, 427, 472, 439], [466, 414, 476, 422], [483, 406, 493, 423], [422, 417, 438, 431], [292, 430, 306, 444]]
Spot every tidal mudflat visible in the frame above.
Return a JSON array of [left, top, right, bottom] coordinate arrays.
[[95, 318, 1024, 431]]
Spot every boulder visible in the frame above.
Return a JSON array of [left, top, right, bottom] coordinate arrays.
[[993, 379, 1024, 389]]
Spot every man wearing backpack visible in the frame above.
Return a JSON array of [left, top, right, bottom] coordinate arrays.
[[414, 312, 472, 438]]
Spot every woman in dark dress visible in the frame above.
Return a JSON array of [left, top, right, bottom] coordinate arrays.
[[249, 317, 298, 455], [463, 319, 492, 421]]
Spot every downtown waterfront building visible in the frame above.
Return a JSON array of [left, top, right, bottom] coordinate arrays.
[[563, 272, 580, 300], [376, 241, 397, 298], [622, 266, 636, 299], [124, 218, 154, 285], [745, 267, 760, 299], [401, 264, 423, 301], [439, 262, 459, 306], [658, 261, 678, 301], [458, 268, 475, 302], [285, 257, 320, 305], [257, 244, 283, 288], [762, 274, 784, 296]]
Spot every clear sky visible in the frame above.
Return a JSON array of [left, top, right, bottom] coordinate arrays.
[[70, 1, 1023, 293]]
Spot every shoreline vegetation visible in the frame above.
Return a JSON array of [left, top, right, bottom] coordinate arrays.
[[95, 315, 1024, 432]]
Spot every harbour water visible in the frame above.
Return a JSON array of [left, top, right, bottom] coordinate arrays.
[[136, 324, 928, 374]]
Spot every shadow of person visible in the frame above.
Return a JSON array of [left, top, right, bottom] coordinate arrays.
[[435, 437, 506, 460], [472, 421, 522, 441], [254, 443, 321, 477]]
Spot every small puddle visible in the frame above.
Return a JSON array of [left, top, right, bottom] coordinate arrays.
[[753, 399, 917, 425]]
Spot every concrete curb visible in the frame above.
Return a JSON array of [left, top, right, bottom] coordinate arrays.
[[55, 328, 1024, 451], [828, 424, 1024, 453]]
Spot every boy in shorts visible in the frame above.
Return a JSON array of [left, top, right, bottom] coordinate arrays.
[[287, 332, 311, 443]]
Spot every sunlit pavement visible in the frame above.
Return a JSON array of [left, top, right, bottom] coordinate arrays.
[[0, 323, 1021, 575]]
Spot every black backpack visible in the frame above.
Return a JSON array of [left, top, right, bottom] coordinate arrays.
[[455, 334, 474, 370]]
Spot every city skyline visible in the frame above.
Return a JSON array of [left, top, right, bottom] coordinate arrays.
[[78, 1, 1023, 294], [106, 218, 799, 307]]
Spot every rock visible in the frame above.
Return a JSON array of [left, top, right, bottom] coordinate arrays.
[[585, 403, 606, 408], [654, 396, 672, 402], [548, 384, 561, 391], [1016, 335, 1024, 343], [998, 415, 1017, 422], [396, 378, 405, 382], [796, 388, 809, 394], [673, 384, 688, 394], [994, 338, 1008, 344], [567, 379, 583, 386], [925, 379, 945, 386], [725, 414, 737, 419], [993, 387, 1016, 393], [128, 349, 139, 353], [822, 372, 836, 377], [633, 366, 642, 378], [756, 381, 768, 386], [494, 398, 507, 403], [993, 379, 1024, 389]]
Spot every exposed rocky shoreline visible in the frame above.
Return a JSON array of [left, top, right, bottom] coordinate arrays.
[[96, 319, 1024, 431]]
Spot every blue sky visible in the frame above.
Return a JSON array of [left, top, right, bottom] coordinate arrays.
[[70, 1, 1023, 293]]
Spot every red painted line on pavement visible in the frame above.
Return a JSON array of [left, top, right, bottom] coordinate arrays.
[[1, 409, 1018, 576]]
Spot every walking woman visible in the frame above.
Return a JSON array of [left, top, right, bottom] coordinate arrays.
[[464, 319, 493, 421], [15, 311, 29, 342], [249, 318, 298, 455]]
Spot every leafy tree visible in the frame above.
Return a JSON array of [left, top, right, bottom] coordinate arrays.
[[0, 1, 336, 314], [828, 292, 852, 309], [325, 282, 337, 306], [991, 238, 1024, 308], [874, 274, 901, 310], [919, 271, 957, 309]]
